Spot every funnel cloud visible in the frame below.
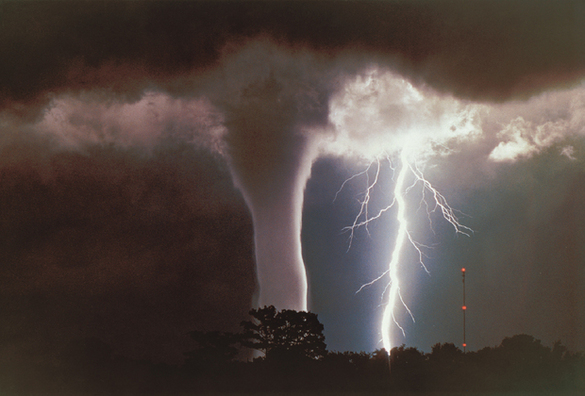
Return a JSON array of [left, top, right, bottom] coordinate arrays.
[[203, 42, 340, 309]]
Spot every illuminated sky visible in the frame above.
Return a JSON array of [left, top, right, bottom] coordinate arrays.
[[1, 1, 584, 363]]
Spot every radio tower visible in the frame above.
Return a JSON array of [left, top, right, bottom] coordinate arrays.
[[462, 267, 467, 353]]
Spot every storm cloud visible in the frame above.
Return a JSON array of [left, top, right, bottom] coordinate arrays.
[[2, 1, 584, 110]]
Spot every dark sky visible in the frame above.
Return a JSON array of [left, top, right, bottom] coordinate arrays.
[[1, 1, 585, 364]]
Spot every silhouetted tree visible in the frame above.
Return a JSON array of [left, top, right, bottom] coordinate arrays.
[[184, 330, 239, 370], [240, 305, 326, 361], [389, 345, 427, 390], [430, 342, 463, 362], [324, 351, 371, 372], [495, 334, 552, 389], [370, 348, 390, 382], [427, 342, 465, 390]]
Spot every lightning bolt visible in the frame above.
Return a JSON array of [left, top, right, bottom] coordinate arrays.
[[343, 148, 471, 353]]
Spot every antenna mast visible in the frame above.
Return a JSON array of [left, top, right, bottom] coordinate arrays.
[[462, 267, 467, 353]]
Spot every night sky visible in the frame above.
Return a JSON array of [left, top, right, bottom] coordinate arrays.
[[1, 1, 584, 365]]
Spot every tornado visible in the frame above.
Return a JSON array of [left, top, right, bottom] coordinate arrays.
[[207, 42, 338, 310], [226, 110, 316, 310]]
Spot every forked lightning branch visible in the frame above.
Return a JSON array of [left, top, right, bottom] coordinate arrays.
[[342, 148, 472, 353]]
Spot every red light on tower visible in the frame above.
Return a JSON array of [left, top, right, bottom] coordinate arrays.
[[462, 305, 466, 310], [462, 343, 467, 348], [461, 268, 466, 272]]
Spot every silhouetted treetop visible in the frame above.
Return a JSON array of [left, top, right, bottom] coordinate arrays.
[[240, 305, 327, 360], [429, 342, 464, 364], [185, 330, 239, 369]]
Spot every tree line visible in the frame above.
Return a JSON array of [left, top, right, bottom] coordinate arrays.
[[2, 306, 584, 394], [182, 306, 584, 393]]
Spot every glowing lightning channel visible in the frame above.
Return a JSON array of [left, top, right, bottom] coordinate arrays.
[[343, 148, 471, 354], [381, 149, 410, 351]]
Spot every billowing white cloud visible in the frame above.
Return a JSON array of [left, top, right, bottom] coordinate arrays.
[[325, 67, 485, 161], [488, 116, 569, 162], [31, 92, 226, 153], [560, 145, 576, 160], [487, 81, 585, 162]]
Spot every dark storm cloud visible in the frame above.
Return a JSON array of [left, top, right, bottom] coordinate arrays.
[[1, 0, 584, 114]]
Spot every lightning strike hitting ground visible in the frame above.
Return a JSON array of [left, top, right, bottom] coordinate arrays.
[[328, 67, 483, 354], [344, 149, 472, 353]]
